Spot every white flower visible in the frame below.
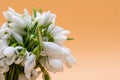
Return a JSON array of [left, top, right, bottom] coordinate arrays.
[[3, 47, 15, 57], [12, 31, 23, 43], [23, 9, 32, 28], [0, 28, 11, 39], [0, 40, 8, 59], [9, 23, 26, 35], [64, 55, 77, 68], [46, 57, 64, 73], [1, 23, 8, 29], [5, 54, 16, 65], [2, 47, 16, 65], [24, 54, 36, 79], [47, 24, 70, 44], [3, 7, 22, 21], [12, 16, 26, 28], [43, 42, 65, 57], [37, 11, 56, 26], [0, 40, 8, 49], [61, 47, 77, 68]]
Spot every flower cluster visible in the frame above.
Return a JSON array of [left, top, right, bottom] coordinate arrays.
[[0, 7, 76, 80]]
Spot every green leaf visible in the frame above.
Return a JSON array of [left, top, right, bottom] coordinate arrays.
[[32, 46, 39, 55], [31, 21, 38, 34], [33, 8, 37, 18], [11, 43, 17, 47], [67, 38, 74, 40], [36, 27, 43, 60], [19, 48, 27, 56]]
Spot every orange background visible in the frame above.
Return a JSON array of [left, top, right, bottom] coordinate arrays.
[[0, 0, 120, 80]]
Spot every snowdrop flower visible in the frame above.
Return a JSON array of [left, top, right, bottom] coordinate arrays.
[[0, 7, 76, 80], [1, 23, 8, 29], [9, 23, 26, 35], [3, 47, 15, 57], [0, 40, 8, 59], [37, 11, 56, 26], [0, 28, 11, 39], [3, 7, 22, 21], [24, 54, 36, 79], [47, 24, 70, 44], [2, 47, 16, 65], [23, 9, 32, 28], [5, 54, 16, 65], [61, 47, 77, 68], [46, 57, 64, 73], [0, 39, 8, 50], [12, 31, 23, 43], [64, 55, 77, 68], [43, 42, 66, 57], [12, 16, 26, 29]]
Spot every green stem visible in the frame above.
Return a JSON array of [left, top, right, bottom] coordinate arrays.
[[5, 64, 19, 80]]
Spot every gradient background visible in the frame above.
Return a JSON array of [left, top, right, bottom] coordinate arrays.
[[0, 0, 120, 80]]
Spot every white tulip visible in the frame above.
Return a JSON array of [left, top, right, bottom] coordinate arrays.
[[3, 47, 15, 57]]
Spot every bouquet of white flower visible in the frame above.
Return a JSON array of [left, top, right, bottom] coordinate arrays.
[[0, 7, 77, 80]]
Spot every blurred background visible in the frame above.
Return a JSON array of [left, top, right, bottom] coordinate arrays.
[[0, 0, 120, 80]]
